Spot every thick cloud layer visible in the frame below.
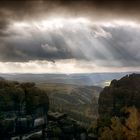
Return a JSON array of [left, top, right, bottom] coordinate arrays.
[[0, 0, 140, 72], [1, 0, 140, 32], [0, 19, 140, 68]]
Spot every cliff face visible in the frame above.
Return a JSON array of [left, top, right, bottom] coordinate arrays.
[[0, 79, 49, 116], [98, 73, 140, 119]]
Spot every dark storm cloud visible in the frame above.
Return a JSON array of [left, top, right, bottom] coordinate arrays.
[[0, 30, 79, 62], [0, 19, 11, 37], [0, 0, 140, 38], [0, 0, 140, 34], [1, 0, 140, 23], [0, 0, 140, 68]]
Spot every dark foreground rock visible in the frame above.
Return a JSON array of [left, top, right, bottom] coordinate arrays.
[[98, 73, 140, 119]]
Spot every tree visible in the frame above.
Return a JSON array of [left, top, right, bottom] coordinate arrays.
[[99, 116, 124, 140], [98, 106, 140, 140], [123, 106, 140, 140]]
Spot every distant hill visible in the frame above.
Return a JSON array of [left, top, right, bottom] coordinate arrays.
[[0, 72, 131, 87], [98, 73, 140, 119]]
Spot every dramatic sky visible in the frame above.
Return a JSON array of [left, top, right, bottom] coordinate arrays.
[[0, 0, 140, 73]]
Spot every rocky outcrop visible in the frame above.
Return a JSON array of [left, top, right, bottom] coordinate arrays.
[[98, 73, 140, 119], [0, 80, 49, 138]]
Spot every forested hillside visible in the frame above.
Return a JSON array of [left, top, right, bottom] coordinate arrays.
[[38, 83, 102, 125], [92, 74, 140, 140]]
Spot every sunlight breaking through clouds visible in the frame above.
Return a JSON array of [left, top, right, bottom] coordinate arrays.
[[1, 17, 140, 73]]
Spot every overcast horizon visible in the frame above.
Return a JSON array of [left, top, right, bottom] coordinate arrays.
[[0, 0, 140, 73]]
